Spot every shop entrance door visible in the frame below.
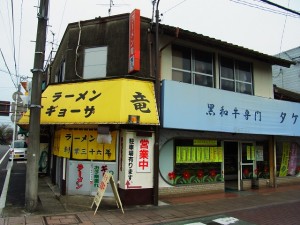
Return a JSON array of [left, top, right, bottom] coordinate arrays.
[[240, 142, 256, 191], [224, 141, 239, 191]]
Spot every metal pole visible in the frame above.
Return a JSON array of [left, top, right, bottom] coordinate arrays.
[[25, 0, 49, 212], [153, 0, 160, 206]]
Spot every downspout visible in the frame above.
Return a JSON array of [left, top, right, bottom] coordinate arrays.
[[153, 19, 179, 206], [153, 5, 179, 205], [153, 0, 160, 206], [160, 27, 180, 52]]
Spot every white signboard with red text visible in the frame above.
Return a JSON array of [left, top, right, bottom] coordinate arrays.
[[67, 160, 118, 196], [119, 130, 154, 190]]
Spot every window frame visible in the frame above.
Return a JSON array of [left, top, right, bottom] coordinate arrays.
[[219, 56, 254, 95], [55, 60, 65, 83], [172, 45, 214, 88], [83, 46, 108, 79]]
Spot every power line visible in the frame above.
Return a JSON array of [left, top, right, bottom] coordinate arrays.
[[10, 0, 18, 79], [0, 68, 29, 79], [55, 0, 68, 47], [259, 0, 300, 17], [162, 0, 188, 15], [230, 0, 299, 18], [0, 48, 17, 88], [17, 0, 24, 78], [279, 0, 290, 56], [4, 0, 14, 50]]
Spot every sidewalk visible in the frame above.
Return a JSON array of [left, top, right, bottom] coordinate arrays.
[[1, 176, 300, 225]]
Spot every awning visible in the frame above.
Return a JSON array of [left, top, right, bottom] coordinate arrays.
[[18, 78, 159, 125]]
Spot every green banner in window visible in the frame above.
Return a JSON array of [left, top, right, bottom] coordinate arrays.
[[197, 147, 202, 162], [279, 142, 290, 177], [246, 146, 255, 160], [176, 146, 223, 163], [218, 147, 223, 162], [191, 147, 196, 162], [193, 139, 217, 146]]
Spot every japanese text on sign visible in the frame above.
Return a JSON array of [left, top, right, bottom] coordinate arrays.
[[206, 103, 299, 125], [128, 138, 135, 181], [46, 90, 101, 118], [137, 139, 150, 172], [53, 129, 117, 161]]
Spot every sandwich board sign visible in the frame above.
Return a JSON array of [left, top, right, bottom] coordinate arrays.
[[91, 172, 124, 215]]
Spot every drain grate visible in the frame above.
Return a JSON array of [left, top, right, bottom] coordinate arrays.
[[43, 214, 82, 225]]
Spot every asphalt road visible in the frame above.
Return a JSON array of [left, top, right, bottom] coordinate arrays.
[[228, 201, 300, 225], [5, 160, 26, 207], [0, 145, 26, 209], [161, 200, 300, 225], [0, 145, 9, 197]]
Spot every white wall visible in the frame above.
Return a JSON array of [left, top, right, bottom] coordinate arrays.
[[160, 43, 274, 98], [253, 61, 274, 98]]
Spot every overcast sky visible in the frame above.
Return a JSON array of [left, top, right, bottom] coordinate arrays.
[[1, 0, 300, 125]]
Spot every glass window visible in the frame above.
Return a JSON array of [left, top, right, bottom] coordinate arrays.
[[236, 61, 252, 82], [166, 139, 223, 185], [55, 60, 65, 83], [194, 50, 213, 75], [194, 74, 213, 87], [256, 141, 270, 179], [172, 45, 214, 87], [14, 141, 27, 148], [83, 46, 107, 79], [220, 56, 253, 95], [220, 57, 234, 80], [172, 46, 191, 70], [276, 142, 300, 177], [172, 70, 191, 84], [221, 79, 234, 92]]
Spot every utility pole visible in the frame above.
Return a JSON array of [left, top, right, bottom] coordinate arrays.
[[25, 0, 49, 212]]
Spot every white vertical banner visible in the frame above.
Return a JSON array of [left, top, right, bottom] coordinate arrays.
[[120, 130, 154, 189]]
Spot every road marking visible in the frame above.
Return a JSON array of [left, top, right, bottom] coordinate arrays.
[[213, 217, 239, 225], [0, 160, 13, 216], [0, 149, 10, 165], [185, 222, 206, 225], [168, 215, 246, 225]]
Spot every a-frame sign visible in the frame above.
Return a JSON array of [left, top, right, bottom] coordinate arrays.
[[91, 172, 124, 215]]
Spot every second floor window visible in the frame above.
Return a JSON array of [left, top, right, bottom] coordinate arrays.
[[55, 60, 65, 83], [172, 45, 214, 87], [220, 57, 253, 95], [83, 46, 107, 79]]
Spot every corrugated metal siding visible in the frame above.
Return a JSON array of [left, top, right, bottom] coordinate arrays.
[[272, 47, 300, 94]]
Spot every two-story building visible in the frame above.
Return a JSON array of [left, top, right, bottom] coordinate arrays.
[[19, 10, 299, 206]]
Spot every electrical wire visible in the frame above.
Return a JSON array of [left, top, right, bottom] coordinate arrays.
[[55, 0, 68, 47], [279, 0, 290, 58], [10, 0, 18, 80], [259, 0, 300, 16], [4, 0, 13, 49], [162, 0, 188, 15], [230, 0, 299, 18], [0, 48, 17, 88], [17, 0, 24, 79], [0, 68, 27, 78]]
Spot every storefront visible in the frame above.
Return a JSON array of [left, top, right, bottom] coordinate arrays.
[[159, 80, 300, 194], [18, 78, 160, 205]]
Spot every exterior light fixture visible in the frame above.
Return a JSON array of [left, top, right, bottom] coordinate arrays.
[[128, 115, 140, 124], [97, 126, 112, 144]]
